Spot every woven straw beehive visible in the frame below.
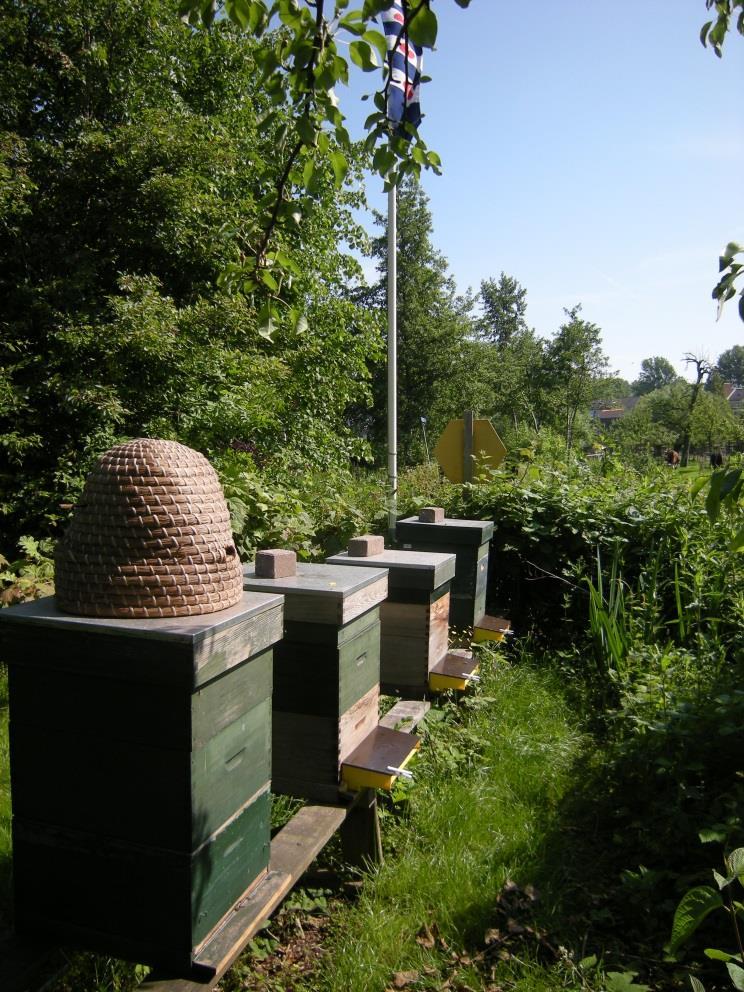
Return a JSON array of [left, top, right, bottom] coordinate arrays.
[[55, 439, 243, 618]]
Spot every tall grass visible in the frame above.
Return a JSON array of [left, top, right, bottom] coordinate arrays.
[[298, 651, 584, 992]]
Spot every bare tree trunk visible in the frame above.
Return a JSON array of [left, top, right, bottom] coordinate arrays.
[[682, 354, 712, 467]]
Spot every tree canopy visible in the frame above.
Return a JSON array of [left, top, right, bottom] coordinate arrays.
[[0, 0, 381, 546], [631, 357, 680, 395]]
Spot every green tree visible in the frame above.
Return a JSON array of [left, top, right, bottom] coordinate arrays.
[[174, 0, 472, 324], [631, 356, 679, 395], [544, 305, 609, 454], [717, 344, 744, 385], [477, 272, 528, 347], [689, 389, 742, 450], [0, 0, 381, 547]]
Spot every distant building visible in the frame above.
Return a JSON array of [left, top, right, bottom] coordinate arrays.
[[589, 395, 639, 428], [723, 382, 744, 415]]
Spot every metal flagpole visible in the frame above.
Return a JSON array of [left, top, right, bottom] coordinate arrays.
[[387, 180, 398, 541]]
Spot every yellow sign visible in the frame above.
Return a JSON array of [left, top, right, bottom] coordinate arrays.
[[434, 418, 507, 483]]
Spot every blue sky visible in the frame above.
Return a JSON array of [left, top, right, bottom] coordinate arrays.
[[344, 0, 744, 383]]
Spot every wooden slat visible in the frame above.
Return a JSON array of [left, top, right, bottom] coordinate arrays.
[[140, 804, 347, 992], [379, 699, 430, 732]]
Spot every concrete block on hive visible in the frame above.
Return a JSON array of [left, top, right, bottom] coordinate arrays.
[[419, 506, 444, 523], [348, 534, 384, 557], [256, 548, 297, 578]]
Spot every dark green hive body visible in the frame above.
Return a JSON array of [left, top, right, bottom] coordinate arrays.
[[395, 517, 493, 628], [326, 550, 456, 697], [243, 563, 388, 802], [0, 592, 283, 973]]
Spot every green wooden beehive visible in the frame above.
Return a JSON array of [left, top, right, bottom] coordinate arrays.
[[244, 555, 410, 802], [0, 592, 283, 973], [396, 511, 494, 629], [326, 540, 456, 697]]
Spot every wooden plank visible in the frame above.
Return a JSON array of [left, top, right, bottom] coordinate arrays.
[[340, 789, 382, 868], [141, 804, 348, 992], [338, 685, 379, 766], [10, 647, 272, 752], [379, 699, 430, 731], [271, 620, 380, 718], [12, 789, 271, 971]]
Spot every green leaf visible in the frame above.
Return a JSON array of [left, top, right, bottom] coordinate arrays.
[[258, 269, 279, 292], [691, 473, 712, 497], [605, 971, 650, 992], [719, 468, 742, 500], [338, 11, 367, 36], [699, 826, 727, 844], [726, 848, 744, 881], [727, 963, 744, 991], [670, 886, 724, 953], [690, 978, 706, 992], [730, 527, 744, 553], [713, 869, 731, 890], [407, 4, 437, 47], [349, 40, 378, 70], [704, 948, 736, 961], [705, 469, 726, 523], [297, 115, 316, 147], [362, 0, 389, 17], [329, 150, 348, 187], [302, 157, 314, 189], [363, 28, 388, 63]]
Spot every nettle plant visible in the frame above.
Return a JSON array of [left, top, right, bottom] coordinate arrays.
[[670, 846, 744, 991]]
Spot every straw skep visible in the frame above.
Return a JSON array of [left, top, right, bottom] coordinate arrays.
[[55, 439, 243, 618]]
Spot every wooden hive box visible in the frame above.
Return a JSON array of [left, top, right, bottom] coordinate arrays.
[[0, 592, 283, 974], [395, 515, 494, 628], [325, 547, 456, 697], [243, 560, 418, 802]]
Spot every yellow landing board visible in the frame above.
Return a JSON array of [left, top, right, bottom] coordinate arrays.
[[341, 726, 420, 792], [429, 650, 480, 693], [473, 614, 511, 644]]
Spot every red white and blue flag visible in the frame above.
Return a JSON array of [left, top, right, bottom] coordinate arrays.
[[382, 1, 423, 131]]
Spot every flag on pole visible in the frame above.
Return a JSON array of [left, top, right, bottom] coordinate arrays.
[[382, 1, 424, 131]]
